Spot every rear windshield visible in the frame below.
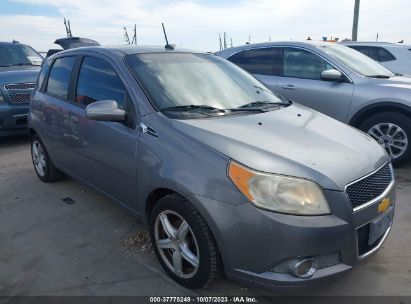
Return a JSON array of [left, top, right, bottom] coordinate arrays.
[[0, 44, 43, 67], [125, 53, 284, 111]]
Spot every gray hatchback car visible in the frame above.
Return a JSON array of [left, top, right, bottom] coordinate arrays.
[[29, 46, 395, 289], [217, 42, 411, 165]]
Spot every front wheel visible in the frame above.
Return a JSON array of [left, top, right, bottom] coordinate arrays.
[[149, 194, 221, 289], [359, 112, 410, 165]]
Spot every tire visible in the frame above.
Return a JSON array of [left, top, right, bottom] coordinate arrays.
[[31, 134, 63, 182], [359, 112, 411, 166], [149, 193, 221, 289]]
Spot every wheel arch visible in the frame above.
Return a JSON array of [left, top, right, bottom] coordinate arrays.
[[144, 187, 176, 220], [28, 127, 37, 139], [349, 102, 411, 127]]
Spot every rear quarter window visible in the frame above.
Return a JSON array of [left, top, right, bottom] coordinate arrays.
[[376, 47, 396, 62]]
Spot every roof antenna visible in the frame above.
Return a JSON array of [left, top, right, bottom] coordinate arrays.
[[162, 22, 174, 50]]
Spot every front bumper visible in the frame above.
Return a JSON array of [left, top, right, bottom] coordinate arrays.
[[190, 183, 395, 289], [0, 104, 29, 137]]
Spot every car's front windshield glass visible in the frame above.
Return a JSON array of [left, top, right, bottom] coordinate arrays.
[[125, 53, 286, 115], [0, 44, 43, 67], [319, 44, 395, 78]]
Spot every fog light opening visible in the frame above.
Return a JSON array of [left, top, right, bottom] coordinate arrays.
[[288, 258, 317, 278]]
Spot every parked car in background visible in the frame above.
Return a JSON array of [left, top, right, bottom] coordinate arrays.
[[29, 45, 394, 289], [341, 41, 411, 77], [0, 41, 42, 137], [217, 42, 411, 165]]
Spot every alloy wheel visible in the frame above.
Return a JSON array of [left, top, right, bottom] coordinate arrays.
[[367, 122, 408, 159], [154, 210, 200, 279], [32, 140, 47, 177]]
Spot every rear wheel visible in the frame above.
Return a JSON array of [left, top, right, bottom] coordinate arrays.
[[31, 135, 63, 182], [149, 194, 221, 289], [359, 112, 410, 165]]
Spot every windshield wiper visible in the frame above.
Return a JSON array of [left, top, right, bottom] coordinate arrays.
[[161, 105, 226, 113], [366, 75, 391, 79], [237, 100, 289, 108], [161, 104, 266, 115]]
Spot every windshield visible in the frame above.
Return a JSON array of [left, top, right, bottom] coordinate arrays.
[[125, 53, 285, 114], [0, 44, 43, 67], [319, 44, 395, 78]]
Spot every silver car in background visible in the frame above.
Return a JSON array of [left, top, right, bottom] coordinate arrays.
[[342, 41, 411, 77], [217, 42, 411, 164]]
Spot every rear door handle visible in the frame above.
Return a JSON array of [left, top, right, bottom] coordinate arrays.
[[280, 84, 297, 90]]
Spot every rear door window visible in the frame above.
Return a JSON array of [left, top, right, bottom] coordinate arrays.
[[228, 48, 282, 76], [46, 56, 76, 99], [283, 48, 333, 80], [75, 56, 128, 109]]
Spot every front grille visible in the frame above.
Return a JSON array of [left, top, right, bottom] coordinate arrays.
[[346, 163, 393, 210], [4, 83, 35, 90], [270, 252, 341, 273], [357, 224, 383, 256], [9, 93, 31, 104]]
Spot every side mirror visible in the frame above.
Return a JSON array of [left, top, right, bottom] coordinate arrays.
[[86, 100, 125, 122], [321, 69, 344, 82]]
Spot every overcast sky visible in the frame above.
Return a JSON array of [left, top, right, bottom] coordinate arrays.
[[0, 0, 409, 52]]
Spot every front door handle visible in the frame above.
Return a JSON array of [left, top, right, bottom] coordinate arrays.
[[280, 84, 297, 90]]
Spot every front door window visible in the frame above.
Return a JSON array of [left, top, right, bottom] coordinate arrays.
[[283, 48, 333, 80]]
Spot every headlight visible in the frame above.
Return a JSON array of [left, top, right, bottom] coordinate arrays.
[[228, 161, 330, 215], [0, 91, 4, 103]]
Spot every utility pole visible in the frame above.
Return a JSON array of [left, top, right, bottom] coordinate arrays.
[[223, 32, 227, 49], [352, 0, 360, 41]]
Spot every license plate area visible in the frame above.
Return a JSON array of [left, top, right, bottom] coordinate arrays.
[[368, 208, 393, 245]]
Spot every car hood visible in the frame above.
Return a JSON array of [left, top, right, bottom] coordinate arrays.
[[171, 103, 389, 191], [0, 68, 40, 85]]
